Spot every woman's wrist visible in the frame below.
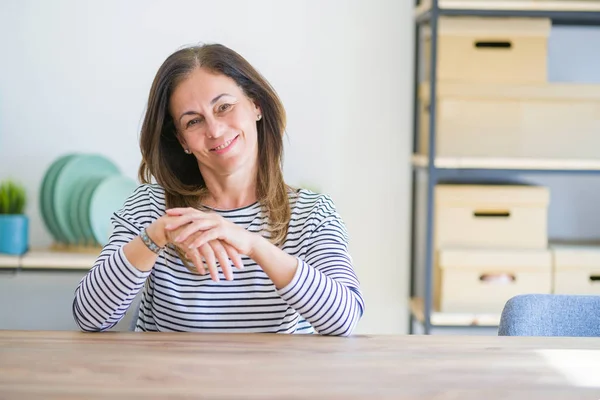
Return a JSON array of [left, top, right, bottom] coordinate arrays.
[[123, 219, 168, 273], [245, 233, 265, 260], [145, 219, 168, 248], [249, 235, 298, 289]]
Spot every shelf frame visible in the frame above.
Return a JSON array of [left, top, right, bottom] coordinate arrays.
[[409, 0, 600, 335]]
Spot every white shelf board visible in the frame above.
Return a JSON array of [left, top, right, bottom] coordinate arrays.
[[0, 254, 21, 269], [411, 297, 501, 327], [20, 249, 100, 270], [416, 0, 600, 16], [411, 154, 600, 171]]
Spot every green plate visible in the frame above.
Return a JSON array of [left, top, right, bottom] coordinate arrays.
[[67, 176, 97, 246], [40, 154, 77, 244], [53, 154, 121, 245], [89, 175, 138, 246], [39, 156, 61, 240], [76, 177, 105, 246]]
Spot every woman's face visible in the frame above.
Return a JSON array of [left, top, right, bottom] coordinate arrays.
[[169, 67, 261, 177]]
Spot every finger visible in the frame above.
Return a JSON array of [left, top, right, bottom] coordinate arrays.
[[210, 240, 233, 281], [174, 220, 219, 244], [164, 212, 212, 230], [180, 231, 201, 249], [164, 214, 195, 230], [166, 207, 201, 216], [199, 243, 219, 282], [184, 247, 205, 275], [189, 229, 221, 250], [186, 248, 207, 275], [222, 243, 244, 270]]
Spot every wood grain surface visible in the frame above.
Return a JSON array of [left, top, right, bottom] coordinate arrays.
[[1, 331, 600, 399]]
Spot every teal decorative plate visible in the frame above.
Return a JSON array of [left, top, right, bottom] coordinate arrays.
[[53, 154, 120, 245], [67, 176, 97, 246], [40, 154, 77, 244], [89, 175, 138, 246], [77, 177, 105, 246]]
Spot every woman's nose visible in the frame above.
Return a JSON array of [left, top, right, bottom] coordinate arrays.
[[206, 118, 226, 139]]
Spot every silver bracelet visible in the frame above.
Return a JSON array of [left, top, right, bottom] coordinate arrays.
[[140, 227, 164, 254]]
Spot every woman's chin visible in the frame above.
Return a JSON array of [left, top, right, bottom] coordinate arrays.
[[213, 154, 251, 175]]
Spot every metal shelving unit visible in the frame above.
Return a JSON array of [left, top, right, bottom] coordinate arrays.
[[409, 0, 600, 334]]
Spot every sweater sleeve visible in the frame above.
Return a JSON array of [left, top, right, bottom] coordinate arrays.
[[72, 185, 157, 332], [277, 196, 365, 336]]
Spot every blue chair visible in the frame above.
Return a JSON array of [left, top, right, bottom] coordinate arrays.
[[129, 303, 140, 331], [498, 294, 600, 337], [128, 295, 143, 331]]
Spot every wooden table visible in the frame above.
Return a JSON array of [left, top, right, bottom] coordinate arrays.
[[1, 331, 600, 399]]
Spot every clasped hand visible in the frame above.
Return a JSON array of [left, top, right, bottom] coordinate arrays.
[[162, 208, 258, 282]]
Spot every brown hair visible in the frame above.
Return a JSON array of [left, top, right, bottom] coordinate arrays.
[[138, 44, 292, 256]]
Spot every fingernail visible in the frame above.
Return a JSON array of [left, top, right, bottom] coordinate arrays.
[[188, 243, 195, 249]]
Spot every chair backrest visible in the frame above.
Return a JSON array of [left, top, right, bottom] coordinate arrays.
[[498, 294, 600, 337], [129, 302, 140, 331]]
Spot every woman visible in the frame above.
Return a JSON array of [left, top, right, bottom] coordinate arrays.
[[73, 44, 364, 336]]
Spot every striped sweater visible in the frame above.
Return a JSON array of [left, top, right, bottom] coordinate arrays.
[[72, 184, 364, 336]]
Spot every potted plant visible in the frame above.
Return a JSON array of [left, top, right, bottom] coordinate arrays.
[[0, 180, 28, 255]]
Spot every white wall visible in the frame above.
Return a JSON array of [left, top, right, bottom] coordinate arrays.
[[0, 0, 414, 334]]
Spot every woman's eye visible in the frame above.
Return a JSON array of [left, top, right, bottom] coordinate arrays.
[[186, 118, 201, 128], [218, 103, 232, 112]]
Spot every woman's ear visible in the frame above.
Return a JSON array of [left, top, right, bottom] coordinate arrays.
[[252, 102, 262, 120], [176, 131, 191, 154]]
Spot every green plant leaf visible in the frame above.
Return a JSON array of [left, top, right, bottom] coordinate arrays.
[[0, 179, 27, 215]]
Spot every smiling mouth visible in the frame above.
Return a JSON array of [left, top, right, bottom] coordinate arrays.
[[210, 135, 239, 152]]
